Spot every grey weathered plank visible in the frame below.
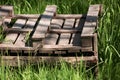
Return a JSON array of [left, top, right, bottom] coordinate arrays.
[[55, 14, 85, 19], [0, 5, 14, 17], [81, 4, 101, 35], [58, 19, 75, 45], [3, 19, 26, 44], [42, 45, 81, 51], [80, 5, 101, 51], [14, 14, 85, 19], [1, 56, 97, 66], [4, 28, 32, 33], [32, 5, 57, 40], [0, 44, 34, 51], [14, 19, 37, 47], [14, 14, 40, 19]]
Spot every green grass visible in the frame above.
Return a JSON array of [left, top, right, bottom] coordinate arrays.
[[0, 0, 120, 80]]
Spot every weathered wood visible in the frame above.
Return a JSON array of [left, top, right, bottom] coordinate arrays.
[[58, 19, 75, 45], [15, 19, 37, 47], [0, 5, 101, 67], [80, 5, 101, 50], [1, 56, 97, 66], [44, 33, 58, 45], [81, 4, 101, 36], [4, 28, 32, 33], [14, 14, 40, 19], [50, 29, 82, 33], [0, 5, 14, 17], [55, 14, 86, 19], [93, 33, 98, 57], [42, 45, 81, 49], [13, 14, 85, 19], [32, 5, 57, 40], [3, 19, 26, 44], [50, 19, 64, 29], [0, 44, 34, 51]]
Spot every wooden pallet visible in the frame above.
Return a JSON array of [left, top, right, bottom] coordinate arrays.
[[0, 4, 102, 66]]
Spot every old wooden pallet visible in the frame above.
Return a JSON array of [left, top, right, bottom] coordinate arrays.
[[0, 4, 102, 66]]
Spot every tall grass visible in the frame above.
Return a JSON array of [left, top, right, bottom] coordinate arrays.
[[0, 0, 120, 80]]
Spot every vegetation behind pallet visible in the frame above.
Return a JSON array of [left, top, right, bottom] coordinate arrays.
[[0, 0, 120, 80]]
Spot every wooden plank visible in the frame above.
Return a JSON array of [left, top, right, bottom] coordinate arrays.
[[13, 14, 85, 19], [50, 19, 64, 29], [55, 14, 86, 19], [0, 5, 14, 17], [1, 56, 97, 66], [3, 19, 26, 44], [32, 5, 57, 40], [80, 5, 101, 51], [14, 19, 37, 47], [0, 44, 34, 51], [58, 19, 75, 45], [42, 45, 81, 50], [14, 14, 40, 19], [81, 4, 101, 36], [4, 28, 32, 33], [81, 37, 93, 52]]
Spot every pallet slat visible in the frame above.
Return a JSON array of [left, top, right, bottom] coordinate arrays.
[[81, 4, 101, 35], [81, 5, 101, 51], [0, 5, 14, 17], [1, 56, 97, 66], [32, 5, 57, 40], [55, 14, 85, 19]]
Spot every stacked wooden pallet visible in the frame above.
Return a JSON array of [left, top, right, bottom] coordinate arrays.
[[0, 4, 102, 66]]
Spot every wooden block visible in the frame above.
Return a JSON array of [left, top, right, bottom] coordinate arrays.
[[32, 5, 57, 40], [42, 45, 81, 51], [81, 37, 93, 51], [44, 33, 59, 45], [0, 5, 14, 17], [58, 19, 75, 45]]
